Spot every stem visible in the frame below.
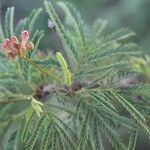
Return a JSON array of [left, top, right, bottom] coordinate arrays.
[[0, 98, 30, 104], [0, 95, 33, 104]]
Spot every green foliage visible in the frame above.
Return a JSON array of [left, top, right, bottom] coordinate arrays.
[[5, 131, 17, 150], [0, 1, 149, 150], [131, 55, 150, 82], [128, 129, 138, 150], [44, 0, 77, 69], [0, 23, 5, 43], [15, 8, 42, 36], [56, 52, 72, 86], [4, 7, 15, 38], [25, 115, 46, 150]]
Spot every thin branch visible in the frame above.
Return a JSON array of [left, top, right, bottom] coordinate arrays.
[[0, 98, 29, 104]]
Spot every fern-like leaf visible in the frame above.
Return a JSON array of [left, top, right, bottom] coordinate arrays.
[[127, 129, 138, 150], [44, 0, 77, 69], [56, 52, 72, 86], [25, 115, 46, 150], [4, 7, 14, 38]]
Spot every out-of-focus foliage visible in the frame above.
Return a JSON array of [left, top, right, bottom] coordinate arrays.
[[70, 0, 150, 54], [131, 56, 150, 82], [1, 0, 150, 54]]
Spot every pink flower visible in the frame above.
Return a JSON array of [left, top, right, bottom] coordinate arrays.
[[21, 30, 29, 47], [1, 30, 34, 59]]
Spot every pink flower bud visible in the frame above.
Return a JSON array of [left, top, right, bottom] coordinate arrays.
[[2, 39, 18, 60], [10, 36, 18, 44], [2, 39, 11, 49], [26, 42, 34, 50], [7, 51, 17, 60], [21, 30, 29, 47], [13, 43, 21, 51], [2, 30, 33, 59]]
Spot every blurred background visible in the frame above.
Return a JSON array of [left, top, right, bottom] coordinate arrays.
[[1, 0, 150, 54], [1, 0, 150, 149]]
